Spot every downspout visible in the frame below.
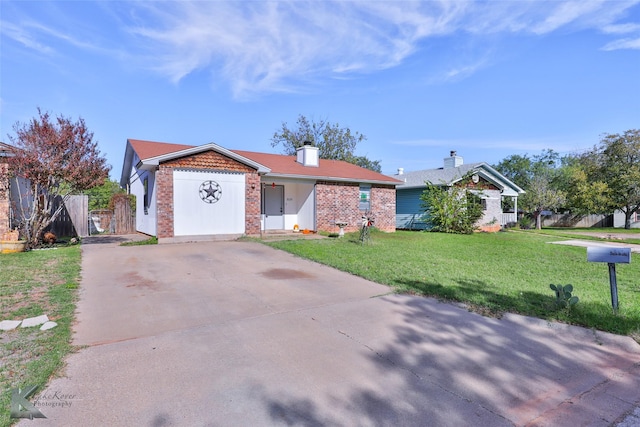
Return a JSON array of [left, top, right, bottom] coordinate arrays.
[[260, 183, 264, 239]]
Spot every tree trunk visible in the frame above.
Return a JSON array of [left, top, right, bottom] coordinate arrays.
[[535, 211, 542, 229], [625, 210, 632, 230]]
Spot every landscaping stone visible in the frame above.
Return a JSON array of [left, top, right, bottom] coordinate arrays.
[[0, 320, 22, 331], [21, 314, 49, 328], [40, 321, 58, 331]]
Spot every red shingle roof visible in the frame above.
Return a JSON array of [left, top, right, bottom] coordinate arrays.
[[127, 139, 401, 184], [128, 139, 195, 160], [232, 150, 400, 183]]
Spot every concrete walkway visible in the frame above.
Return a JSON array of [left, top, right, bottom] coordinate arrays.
[[549, 239, 640, 253], [19, 236, 640, 426]]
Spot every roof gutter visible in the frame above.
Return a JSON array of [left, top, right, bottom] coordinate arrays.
[[263, 172, 401, 186]]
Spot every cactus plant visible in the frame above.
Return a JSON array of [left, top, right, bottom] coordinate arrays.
[[550, 284, 579, 310]]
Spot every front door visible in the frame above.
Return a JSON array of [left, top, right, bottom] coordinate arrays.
[[263, 185, 284, 230]]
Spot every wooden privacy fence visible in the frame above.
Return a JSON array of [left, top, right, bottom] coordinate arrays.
[[49, 194, 135, 237], [541, 213, 612, 228], [88, 196, 135, 235], [48, 195, 89, 237], [113, 196, 135, 234]]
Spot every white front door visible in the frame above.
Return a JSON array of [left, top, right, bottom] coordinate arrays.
[[263, 185, 284, 230]]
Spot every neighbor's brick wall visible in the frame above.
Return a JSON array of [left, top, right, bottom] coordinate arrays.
[[156, 151, 258, 238], [315, 181, 396, 233], [0, 162, 9, 237]]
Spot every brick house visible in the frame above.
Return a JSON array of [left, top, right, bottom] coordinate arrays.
[[120, 139, 401, 243], [394, 151, 525, 232]]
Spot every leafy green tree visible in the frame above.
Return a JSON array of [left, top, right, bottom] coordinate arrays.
[[84, 178, 126, 211], [571, 130, 640, 229], [527, 173, 566, 229], [492, 153, 533, 190], [271, 114, 381, 172], [556, 154, 609, 216], [494, 149, 566, 229], [420, 178, 483, 234]]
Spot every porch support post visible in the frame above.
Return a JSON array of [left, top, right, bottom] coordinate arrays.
[[513, 196, 518, 222]]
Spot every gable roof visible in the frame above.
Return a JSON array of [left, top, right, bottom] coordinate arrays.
[[232, 150, 401, 185], [395, 162, 525, 197], [129, 139, 194, 160], [121, 139, 401, 186], [120, 139, 270, 187]]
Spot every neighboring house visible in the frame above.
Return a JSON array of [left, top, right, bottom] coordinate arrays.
[[120, 139, 401, 243], [394, 151, 525, 232], [613, 210, 640, 228]]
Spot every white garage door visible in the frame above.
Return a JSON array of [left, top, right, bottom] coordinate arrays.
[[173, 170, 245, 236]]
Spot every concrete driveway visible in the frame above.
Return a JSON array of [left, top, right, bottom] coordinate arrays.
[[19, 236, 640, 426]]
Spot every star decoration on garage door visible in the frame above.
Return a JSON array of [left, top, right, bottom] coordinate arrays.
[[199, 180, 222, 204]]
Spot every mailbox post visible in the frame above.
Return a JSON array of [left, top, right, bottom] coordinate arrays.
[[587, 247, 631, 314]]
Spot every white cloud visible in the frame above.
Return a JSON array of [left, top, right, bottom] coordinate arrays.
[[1, 11, 125, 60], [602, 22, 640, 34], [531, 0, 605, 34], [602, 37, 640, 50], [6, 1, 638, 97], [0, 21, 55, 55], [121, 0, 640, 97]]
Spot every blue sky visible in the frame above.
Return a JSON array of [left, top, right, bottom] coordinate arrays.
[[1, 1, 639, 180]]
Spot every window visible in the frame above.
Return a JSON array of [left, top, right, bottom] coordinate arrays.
[[359, 185, 371, 211], [481, 198, 487, 211]]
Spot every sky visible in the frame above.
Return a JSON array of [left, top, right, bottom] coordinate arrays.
[[1, 1, 639, 181]]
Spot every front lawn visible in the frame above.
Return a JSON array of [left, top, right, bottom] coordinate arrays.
[[266, 230, 640, 339], [0, 246, 80, 425]]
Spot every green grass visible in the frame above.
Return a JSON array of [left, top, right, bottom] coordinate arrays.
[[266, 230, 640, 339], [120, 236, 158, 246], [0, 246, 81, 425]]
